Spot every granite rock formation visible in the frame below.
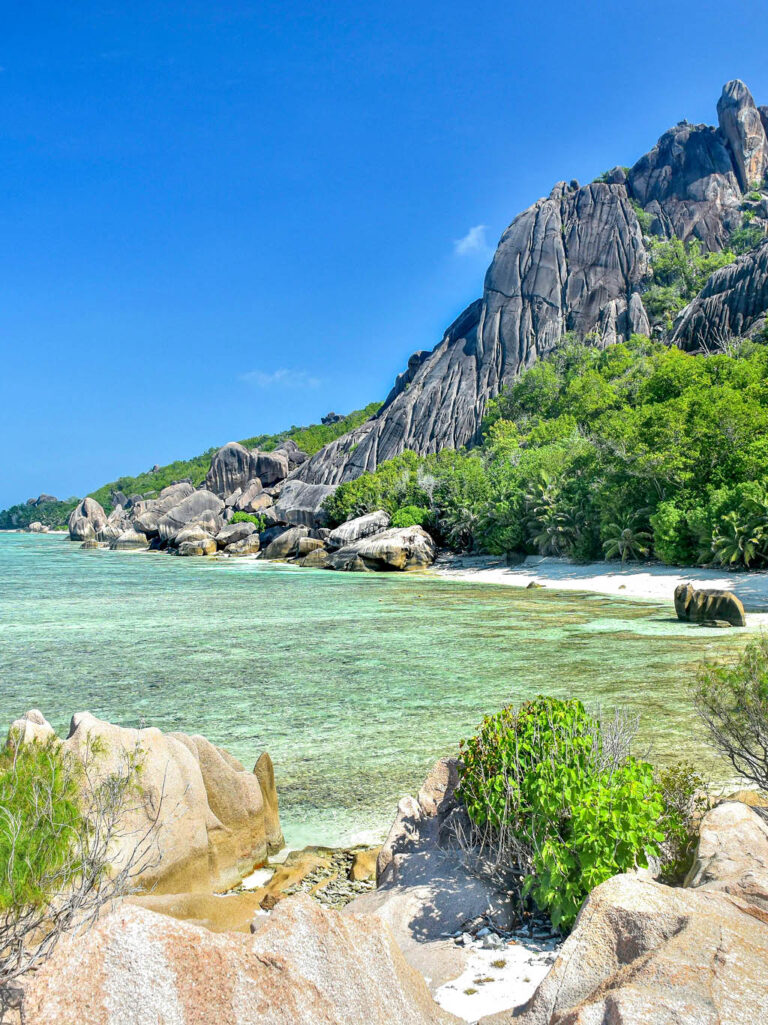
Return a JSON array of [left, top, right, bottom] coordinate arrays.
[[6, 709, 283, 894], [292, 80, 768, 487]]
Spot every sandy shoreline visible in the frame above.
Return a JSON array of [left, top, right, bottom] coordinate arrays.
[[434, 554, 768, 626]]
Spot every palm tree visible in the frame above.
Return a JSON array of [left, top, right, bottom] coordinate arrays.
[[601, 512, 653, 564], [711, 511, 758, 568]]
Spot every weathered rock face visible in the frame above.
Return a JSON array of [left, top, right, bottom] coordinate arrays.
[[68, 497, 107, 540], [178, 537, 217, 556], [131, 482, 196, 536], [296, 182, 648, 487], [22, 895, 458, 1025], [482, 802, 768, 1025], [671, 238, 768, 350], [674, 582, 746, 626], [215, 520, 256, 549], [6, 711, 283, 894], [253, 449, 291, 487], [263, 524, 309, 559], [109, 528, 150, 551], [226, 535, 262, 556], [327, 509, 391, 548], [205, 442, 258, 497], [273, 479, 337, 527], [287, 80, 768, 487], [156, 490, 225, 542], [235, 478, 268, 514], [628, 121, 743, 250], [327, 525, 436, 571], [348, 758, 513, 991], [717, 78, 768, 191]]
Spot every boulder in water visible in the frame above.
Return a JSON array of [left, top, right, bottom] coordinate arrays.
[[674, 582, 746, 626]]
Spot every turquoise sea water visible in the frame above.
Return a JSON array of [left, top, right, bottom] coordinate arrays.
[[0, 533, 747, 848]]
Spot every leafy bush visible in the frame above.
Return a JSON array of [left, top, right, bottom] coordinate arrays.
[[230, 511, 266, 530], [643, 238, 736, 329], [693, 636, 768, 792], [731, 220, 766, 255], [0, 732, 157, 984], [391, 505, 429, 528], [457, 696, 669, 930], [655, 760, 707, 883]]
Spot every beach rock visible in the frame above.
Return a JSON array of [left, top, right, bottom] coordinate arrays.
[[68, 497, 107, 540], [224, 487, 243, 508], [717, 79, 768, 191], [253, 449, 290, 487], [7, 709, 55, 745], [27, 521, 44, 532], [226, 535, 262, 556], [132, 482, 196, 536], [273, 479, 337, 527], [299, 548, 329, 568], [297, 536, 325, 556], [348, 758, 513, 990], [327, 510, 391, 548], [178, 537, 217, 556], [96, 523, 124, 543], [22, 896, 458, 1025], [215, 520, 256, 549], [684, 800, 768, 910], [156, 490, 225, 542], [327, 525, 435, 571], [349, 847, 380, 881], [253, 751, 283, 852], [206, 442, 257, 497], [263, 525, 309, 560], [5, 710, 282, 895], [673, 582, 746, 626], [171, 524, 213, 546], [109, 528, 150, 551]]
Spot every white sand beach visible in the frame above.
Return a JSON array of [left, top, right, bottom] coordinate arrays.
[[435, 554, 768, 623]]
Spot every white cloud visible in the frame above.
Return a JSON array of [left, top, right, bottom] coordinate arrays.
[[240, 368, 323, 390], [454, 224, 490, 256]]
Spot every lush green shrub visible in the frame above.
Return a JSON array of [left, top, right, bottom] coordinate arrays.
[[693, 636, 768, 792], [0, 739, 85, 912], [655, 760, 707, 883], [230, 511, 266, 530], [457, 696, 669, 930], [391, 505, 429, 528]]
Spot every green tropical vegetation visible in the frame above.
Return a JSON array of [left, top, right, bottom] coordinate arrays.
[[325, 335, 768, 569], [455, 695, 698, 930], [642, 237, 735, 330], [230, 511, 267, 529]]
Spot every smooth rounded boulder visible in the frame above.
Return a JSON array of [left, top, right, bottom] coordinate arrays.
[[674, 582, 746, 627], [215, 520, 256, 548], [68, 497, 107, 540], [206, 442, 258, 497], [263, 525, 309, 560], [110, 528, 150, 551], [6, 710, 283, 895], [327, 525, 435, 572], [156, 490, 225, 541], [327, 509, 391, 548]]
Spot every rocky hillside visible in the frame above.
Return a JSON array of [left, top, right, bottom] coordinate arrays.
[[294, 79, 768, 485]]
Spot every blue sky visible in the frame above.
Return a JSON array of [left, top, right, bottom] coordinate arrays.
[[2, 1, 768, 508]]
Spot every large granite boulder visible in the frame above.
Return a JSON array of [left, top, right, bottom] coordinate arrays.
[[671, 238, 768, 351], [178, 537, 217, 556], [673, 582, 746, 626], [156, 490, 225, 541], [226, 535, 262, 556], [482, 802, 768, 1024], [68, 497, 107, 540], [6, 710, 283, 894], [21, 895, 458, 1025], [273, 479, 337, 527], [253, 449, 290, 487], [327, 525, 435, 571], [347, 758, 513, 990], [235, 478, 269, 513], [131, 482, 196, 537], [109, 528, 150, 551], [275, 438, 309, 469], [205, 442, 257, 497], [327, 509, 391, 548], [717, 78, 768, 191], [263, 525, 309, 560], [627, 120, 743, 249], [214, 520, 256, 549]]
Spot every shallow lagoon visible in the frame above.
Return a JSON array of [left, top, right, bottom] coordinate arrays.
[[0, 533, 747, 846]]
